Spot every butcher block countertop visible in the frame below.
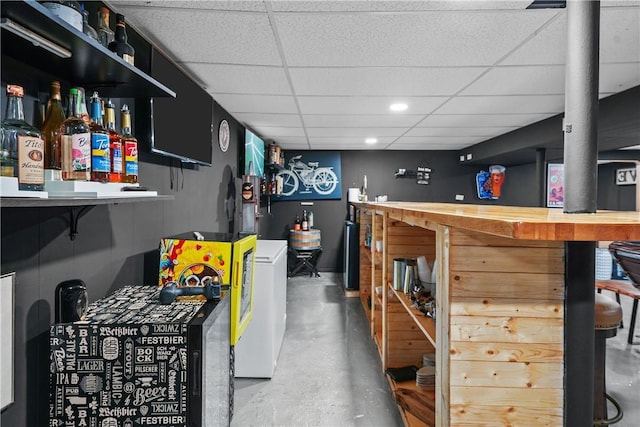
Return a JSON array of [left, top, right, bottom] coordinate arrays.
[[357, 202, 640, 241]]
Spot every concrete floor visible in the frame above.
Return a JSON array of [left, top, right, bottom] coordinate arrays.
[[233, 274, 640, 427]]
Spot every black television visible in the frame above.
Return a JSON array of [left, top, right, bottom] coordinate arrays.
[[137, 48, 214, 165]]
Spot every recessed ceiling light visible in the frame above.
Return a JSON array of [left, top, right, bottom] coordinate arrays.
[[365, 138, 378, 144], [390, 103, 408, 112]]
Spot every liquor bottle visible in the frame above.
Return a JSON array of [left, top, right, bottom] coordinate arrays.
[[108, 14, 135, 65], [0, 85, 45, 191], [301, 209, 309, 231], [41, 1, 83, 32], [81, 4, 98, 42], [96, 6, 115, 48], [41, 80, 66, 180], [104, 99, 122, 183], [77, 87, 91, 125], [307, 210, 314, 229], [89, 92, 110, 182], [120, 104, 138, 184], [294, 215, 301, 231], [61, 88, 90, 181]]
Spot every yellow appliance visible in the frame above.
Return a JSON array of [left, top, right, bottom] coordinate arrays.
[[159, 231, 257, 345]]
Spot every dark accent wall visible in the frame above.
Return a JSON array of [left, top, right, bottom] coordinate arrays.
[[260, 150, 632, 273], [0, 99, 243, 426]]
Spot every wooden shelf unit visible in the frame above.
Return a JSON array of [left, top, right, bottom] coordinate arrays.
[[352, 202, 640, 426], [387, 377, 436, 427]]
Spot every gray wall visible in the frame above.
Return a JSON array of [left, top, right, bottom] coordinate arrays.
[[0, 99, 244, 426]]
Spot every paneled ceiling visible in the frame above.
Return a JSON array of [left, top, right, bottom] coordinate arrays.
[[110, 0, 640, 152]]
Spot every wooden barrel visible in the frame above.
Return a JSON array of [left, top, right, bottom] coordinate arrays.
[[290, 229, 321, 250]]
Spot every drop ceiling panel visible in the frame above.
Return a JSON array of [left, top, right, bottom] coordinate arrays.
[[600, 63, 640, 93], [187, 64, 291, 95], [302, 114, 424, 128], [114, 6, 281, 65], [405, 127, 517, 138], [275, 10, 558, 67], [306, 127, 405, 138], [270, 1, 528, 13], [307, 137, 397, 146], [390, 136, 481, 149], [213, 94, 298, 114], [421, 113, 552, 128], [289, 67, 486, 96], [461, 65, 565, 96], [113, 1, 267, 12], [298, 96, 448, 115], [233, 113, 302, 128], [436, 95, 565, 115], [249, 126, 306, 138]]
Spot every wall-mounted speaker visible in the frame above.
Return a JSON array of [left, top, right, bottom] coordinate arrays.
[[55, 280, 88, 323]]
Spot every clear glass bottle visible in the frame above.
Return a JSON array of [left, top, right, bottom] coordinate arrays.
[[96, 6, 115, 48], [81, 3, 99, 41], [41, 80, 66, 180], [1, 85, 45, 191], [120, 104, 138, 183], [104, 99, 122, 183], [41, 1, 83, 32], [108, 14, 135, 65], [61, 88, 91, 181], [89, 92, 110, 182], [77, 87, 91, 125]]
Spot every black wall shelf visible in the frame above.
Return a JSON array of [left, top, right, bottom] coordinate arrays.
[[1, 0, 175, 98]]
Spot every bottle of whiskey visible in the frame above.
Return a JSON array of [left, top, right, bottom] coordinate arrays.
[[0, 85, 45, 191], [96, 6, 115, 48], [294, 215, 301, 231], [41, 80, 66, 180], [89, 92, 110, 182], [61, 88, 90, 181], [108, 14, 135, 65], [120, 104, 138, 183], [104, 99, 122, 183]]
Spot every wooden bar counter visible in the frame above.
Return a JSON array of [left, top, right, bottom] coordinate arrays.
[[355, 202, 640, 427]]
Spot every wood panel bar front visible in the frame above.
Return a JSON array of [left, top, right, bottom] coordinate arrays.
[[354, 202, 639, 427]]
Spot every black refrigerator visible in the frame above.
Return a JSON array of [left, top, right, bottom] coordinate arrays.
[[344, 220, 360, 290], [50, 285, 231, 427]]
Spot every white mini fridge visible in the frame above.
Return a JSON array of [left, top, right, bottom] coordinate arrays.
[[234, 239, 288, 378]]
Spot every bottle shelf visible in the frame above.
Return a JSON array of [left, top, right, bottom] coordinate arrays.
[[389, 284, 437, 347], [1, 0, 175, 98]]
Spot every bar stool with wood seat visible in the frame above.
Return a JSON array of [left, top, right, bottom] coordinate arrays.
[[594, 292, 624, 426]]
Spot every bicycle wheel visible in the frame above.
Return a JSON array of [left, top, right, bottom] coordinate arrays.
[[278, 170, 299, 196], [312, 169, 338, 195]]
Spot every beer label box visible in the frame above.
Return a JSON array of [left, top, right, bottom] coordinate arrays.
[[49, 286, 229, 427]]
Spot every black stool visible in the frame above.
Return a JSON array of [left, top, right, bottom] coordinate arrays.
[[288, 246, 322, 278], [594, 292, 623, 426]]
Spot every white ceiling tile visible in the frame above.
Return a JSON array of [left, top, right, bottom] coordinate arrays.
[[302, 114, 424, 128], [405, 127, 518, 138], [115, 7, 280, 65], [112, 1, 267, 11], [289, 67, 486, 96], [420, 113, 552, 127], [599, 63, 640, 94], [187, 64, 290, 95], [436, 95, 565, 115], [306, 128, 405, 138], [389, 136, 481, 150], [250, 126, 306, 138], [233, 113, 302, 128], [307, 137, 397, 146], [298, 97, 448, 115], [275, 10, 557, 67], [213, 94, 298, 114], [271, 1, 528, 13], [278, 143, 312, 150], [502, 5, 640, 65], [461, 65, 565, 96]]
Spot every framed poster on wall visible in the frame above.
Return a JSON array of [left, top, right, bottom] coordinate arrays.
[[276, 151, 342, 200], [547, 163, 564, 208]]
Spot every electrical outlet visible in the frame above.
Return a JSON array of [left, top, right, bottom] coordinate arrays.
[[455, 194, 464, 201]]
